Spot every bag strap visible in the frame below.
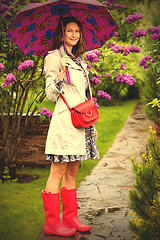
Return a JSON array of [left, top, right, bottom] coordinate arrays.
[[60, 86, 92, 111], [60, 94, 72, 112]]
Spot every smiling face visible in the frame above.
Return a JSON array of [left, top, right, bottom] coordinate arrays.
[[64, 22, 80, 51]]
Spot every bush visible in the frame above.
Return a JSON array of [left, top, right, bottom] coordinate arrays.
[[129, 126, 160, 240]]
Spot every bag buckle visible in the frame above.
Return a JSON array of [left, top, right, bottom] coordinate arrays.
[[86, 110, 92, 117]]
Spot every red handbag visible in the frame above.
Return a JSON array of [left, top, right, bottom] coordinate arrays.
[[60, 94, 99, 129]]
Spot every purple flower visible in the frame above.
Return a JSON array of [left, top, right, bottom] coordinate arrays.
[[18, 60, 34, 71], [148, 27, 160, 34], [40, 108, 53, 118], [125, 12, 143, 24], [91, 49, 101, 55], [97, 90, 111, 100], [92, 97, 100, 109], [128, 46, 141, 53], [113, 4, 124, 9], [89, 77, 101, 86], [2, 73, 16, 87], [133, 29, 147, 38], [120, 63, 125, 70], [104, 1, 124, 10], [112, 45, 125, 54], [96, 67, 101, 72], [93, 73, 102, 78], [111, 44, 140, 56], [112, 45, 129, 56], [139, 55, 155, 69], [150, 33, 160, 40], [0, 2, 14, 20], [103, 0, 117, 10], [86, 63, 91, 72], [123, 48, 130, 56], [116, 72, 136, 86], [85, 51, 99, 62], [113, 32, 118, 37], [87, 64, 92, 69], [107, 42, 115, 49], [105, 73, 112, 79], [0, 63, 4, 71]]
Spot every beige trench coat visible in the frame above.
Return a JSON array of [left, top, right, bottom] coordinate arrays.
[[44, 46, 91, 155]]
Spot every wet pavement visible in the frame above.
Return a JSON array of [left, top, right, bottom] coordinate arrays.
[[37, 102, 152, 240]]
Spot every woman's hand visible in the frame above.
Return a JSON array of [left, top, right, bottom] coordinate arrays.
[[60, 55, 71, 71], [58, 55, 71, 81]]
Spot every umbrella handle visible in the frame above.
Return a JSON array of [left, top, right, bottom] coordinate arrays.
[[66, 67, 71, 84], [61, 17, 71, 84]]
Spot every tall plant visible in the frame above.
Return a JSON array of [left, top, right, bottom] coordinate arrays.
[[129, 127, 160, 239], [0, 0, 47, 181]]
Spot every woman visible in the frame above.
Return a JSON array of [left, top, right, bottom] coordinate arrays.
[[42, 16, 100, 236]]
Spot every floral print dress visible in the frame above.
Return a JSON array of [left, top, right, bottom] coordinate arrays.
[[46, 52, 100, 163]]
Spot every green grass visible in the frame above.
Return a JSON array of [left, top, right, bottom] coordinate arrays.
[[0, 99, 137, 240]]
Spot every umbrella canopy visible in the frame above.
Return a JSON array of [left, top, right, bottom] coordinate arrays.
[[6, 0, 119, 56]]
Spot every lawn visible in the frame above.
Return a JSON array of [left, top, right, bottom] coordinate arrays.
[[0, 99, 137, 240]]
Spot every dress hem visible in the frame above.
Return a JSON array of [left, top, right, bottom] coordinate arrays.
[[46, 155, 100, 163]]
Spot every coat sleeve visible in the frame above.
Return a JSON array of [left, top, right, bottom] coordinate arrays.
[[44, 53, 63, 102]]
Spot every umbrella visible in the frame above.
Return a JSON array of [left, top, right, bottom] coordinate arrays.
[[6, 0, 119, 56]]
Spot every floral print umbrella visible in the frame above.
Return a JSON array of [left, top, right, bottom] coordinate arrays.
[[6, 0, 119, 56]]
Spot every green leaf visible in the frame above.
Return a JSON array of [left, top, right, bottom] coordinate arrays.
[[156, 67, 160, 73], [121, 18, 125, 25], [36, 102, 41, 111], [39, 114, 46, 122], [90, 68, 97, 74], [127, 32, 132, 38], [5, 12, 12, 16]]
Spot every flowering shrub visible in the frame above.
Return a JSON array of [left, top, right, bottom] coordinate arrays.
[[18, 60, 34, 71], [85, 51, 99, 62], [0, 0, 46, 179], [105, 73, 112, 79], [132, 29, 147, 38], [85, 38, 138, 105], [125, 12, 143, 24], [92, 97, 100, 109], [112, 31, 118, 37], [108, 44, 140, 56], [121, 4, 160, 238], [97, 90, 111, 100], [120, 63, 125, 70], [116, 73, 136, 86], [139, 55, 156, 69], [40, 108, 53, 118], [0, 63, 4, 71], [103, 0, 124, 10], [93, 73, 102, 78], [148, 27, 160, 40], [89, 77, 101, 86], [107, 42, 115, 49], [2, 73, 16, 87]]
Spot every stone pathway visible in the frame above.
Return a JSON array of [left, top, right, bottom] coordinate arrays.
[[37, 102, 152, 240]]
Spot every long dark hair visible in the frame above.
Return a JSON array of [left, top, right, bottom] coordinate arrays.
[[50, 16, 87, 57]]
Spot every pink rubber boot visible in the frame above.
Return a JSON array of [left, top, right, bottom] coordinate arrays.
[[42, 190, 76, 236], [61, 187, 91, 232]]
